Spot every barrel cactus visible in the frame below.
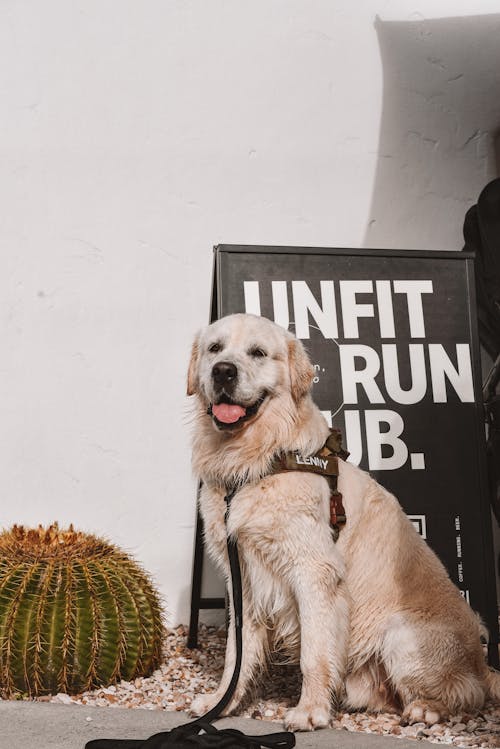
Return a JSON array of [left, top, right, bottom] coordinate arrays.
[[0, 523, 164, 697]]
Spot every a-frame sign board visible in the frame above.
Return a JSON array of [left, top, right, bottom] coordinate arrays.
[[189, 245, 499, 666]]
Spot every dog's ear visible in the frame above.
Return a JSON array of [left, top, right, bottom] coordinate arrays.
[[187, 336, 200, 396], [288, 336, 314, 402]]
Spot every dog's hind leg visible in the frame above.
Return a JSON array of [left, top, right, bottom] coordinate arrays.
[[380, 614, 486, 725], [399, 675, 485, 726], [284, 563, 350, 731]]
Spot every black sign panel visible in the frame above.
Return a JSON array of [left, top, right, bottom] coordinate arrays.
[[212, 244, 499, 657]]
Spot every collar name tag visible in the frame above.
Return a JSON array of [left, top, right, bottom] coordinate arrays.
[[279, 452, 339, 477]]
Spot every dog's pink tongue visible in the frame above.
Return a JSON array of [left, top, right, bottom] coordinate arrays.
[[212, 403, 246, 424]]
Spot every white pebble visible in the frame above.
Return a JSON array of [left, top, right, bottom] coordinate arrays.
[[55, 693, 73, 705]]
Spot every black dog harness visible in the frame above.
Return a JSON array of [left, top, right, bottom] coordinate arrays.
[[86, 431, 347, 749]]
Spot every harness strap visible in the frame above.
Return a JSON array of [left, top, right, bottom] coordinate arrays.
[[269, 428, 348, 539]]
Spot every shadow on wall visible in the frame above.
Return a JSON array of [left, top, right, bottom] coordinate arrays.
[[364, 14, 500, 251]]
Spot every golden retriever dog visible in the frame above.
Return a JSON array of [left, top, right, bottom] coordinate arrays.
[[187, 313, 499, 731]]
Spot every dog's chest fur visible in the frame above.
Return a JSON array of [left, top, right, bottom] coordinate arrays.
[[199, 471, 336, 650]]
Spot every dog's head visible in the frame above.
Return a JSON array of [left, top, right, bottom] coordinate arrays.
[[187, 313, 314, 433]]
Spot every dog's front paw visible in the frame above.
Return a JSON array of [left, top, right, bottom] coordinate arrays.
[[189, 693, 226, 718], [284, 705, 330, 731]]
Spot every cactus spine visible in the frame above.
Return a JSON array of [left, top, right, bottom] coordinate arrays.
[[0, 524, 164, 697]]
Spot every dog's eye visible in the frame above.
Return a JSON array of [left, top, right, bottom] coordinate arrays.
[[249, 347, 267, 358], [208, 342, 222, 353]]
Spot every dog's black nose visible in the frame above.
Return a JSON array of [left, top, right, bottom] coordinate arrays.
[[212, 361, 238, 388]]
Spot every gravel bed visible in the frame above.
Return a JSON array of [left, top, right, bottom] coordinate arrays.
[[6, 624, 500, 747]]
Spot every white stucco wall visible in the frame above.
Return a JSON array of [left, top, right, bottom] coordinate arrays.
[[1, 0, 499, 625]]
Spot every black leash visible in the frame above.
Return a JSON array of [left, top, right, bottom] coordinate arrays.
[[85, 487, 295, 749]]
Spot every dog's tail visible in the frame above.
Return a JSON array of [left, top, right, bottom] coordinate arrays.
[[485, 667, 500, 701]]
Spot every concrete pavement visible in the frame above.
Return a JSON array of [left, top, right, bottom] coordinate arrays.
[[0, 701, 419, 749]]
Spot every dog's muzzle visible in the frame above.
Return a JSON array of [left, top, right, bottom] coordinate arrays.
[[208, 361, 267, 429]]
